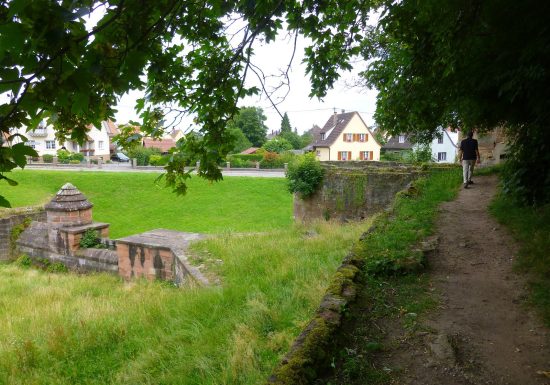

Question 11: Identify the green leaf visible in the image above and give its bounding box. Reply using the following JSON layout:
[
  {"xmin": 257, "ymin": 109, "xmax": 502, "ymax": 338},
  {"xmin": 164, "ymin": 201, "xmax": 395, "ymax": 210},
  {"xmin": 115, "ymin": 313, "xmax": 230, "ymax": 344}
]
[
  {"xmin": 11, "ymin": 142, "xmax": 37, "ymax": 168},
  {"xmin": 0, "ymin": 174, "xmax": 18, "ymax": 186},
  {"xmin": 0, "ymin": 195, "xmax": 11, "ymax": 208}
]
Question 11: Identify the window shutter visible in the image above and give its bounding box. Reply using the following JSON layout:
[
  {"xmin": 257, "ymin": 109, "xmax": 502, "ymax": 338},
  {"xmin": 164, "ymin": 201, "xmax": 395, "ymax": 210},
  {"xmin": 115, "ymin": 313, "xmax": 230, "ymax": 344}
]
[
  {"xmin": 353, "ymin": 134, "xmax": 358, "ymax": 142},
  {"xmin": 348, "ymin": 151, "xmax": 352, "ymax": 160},
  {"xmin": 359, "ymin": 152, "xmax": 364, "ymax": 160},
  {"xmin": 365, "ymin": 134, "xmax": 369, "ymax": 141},
  {"xmin": 338, "ymin": 151, "xmax": 342, "ymax": 160},
  {"xmin": 369, "ymin": 151, "xmax": 373, "ymax": 160}
]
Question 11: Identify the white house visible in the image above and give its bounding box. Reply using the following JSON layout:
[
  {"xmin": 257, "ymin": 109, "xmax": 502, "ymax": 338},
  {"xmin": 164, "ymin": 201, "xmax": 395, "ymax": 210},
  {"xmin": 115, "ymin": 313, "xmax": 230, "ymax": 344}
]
[
  {"xmin": 312, "ymin": 111, "xmax": 381, "ymax": 161},
  {"xmin": 18, "ymin": 121, "xmax": 115, "ymax": 159},
  {"xmin": 431, "ymin": 127, "xmax": 459, "ymax": 163}
]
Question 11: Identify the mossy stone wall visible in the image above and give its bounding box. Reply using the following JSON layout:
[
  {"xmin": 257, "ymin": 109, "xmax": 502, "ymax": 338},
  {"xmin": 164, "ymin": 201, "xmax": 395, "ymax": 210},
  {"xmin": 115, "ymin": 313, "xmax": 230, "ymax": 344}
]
[{"xmin": 294, "ymin": 162, "xmax": 422, "ymax": 222}]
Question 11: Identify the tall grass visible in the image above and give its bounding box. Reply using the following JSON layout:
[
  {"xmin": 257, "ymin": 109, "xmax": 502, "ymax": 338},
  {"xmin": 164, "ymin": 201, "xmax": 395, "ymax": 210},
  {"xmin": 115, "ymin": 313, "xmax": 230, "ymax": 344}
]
[
  {"xmin": 0, "ymin": 221, "xmax": 368, "ymax": 384},
  {"xmin": 489, "ymin": 193, "xmax": 550, "ymax": 326},
  {"xmin": 2, "ymin": 170, "xmax": 292, "ymax": 238}
]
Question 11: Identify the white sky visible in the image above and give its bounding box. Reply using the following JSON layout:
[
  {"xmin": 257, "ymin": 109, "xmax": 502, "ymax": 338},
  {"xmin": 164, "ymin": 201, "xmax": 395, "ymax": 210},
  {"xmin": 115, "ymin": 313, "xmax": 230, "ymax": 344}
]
[{"xmin": 114, "ymin": 34, "xmax": 378, "ymax": 135}]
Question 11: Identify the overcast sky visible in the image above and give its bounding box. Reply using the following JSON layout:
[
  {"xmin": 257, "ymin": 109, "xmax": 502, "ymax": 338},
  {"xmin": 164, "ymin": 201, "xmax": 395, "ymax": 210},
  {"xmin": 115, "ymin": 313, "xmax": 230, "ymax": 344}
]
[{"xmin": 114, "ymin": 33, "xmax": 379, "ymax": 135}]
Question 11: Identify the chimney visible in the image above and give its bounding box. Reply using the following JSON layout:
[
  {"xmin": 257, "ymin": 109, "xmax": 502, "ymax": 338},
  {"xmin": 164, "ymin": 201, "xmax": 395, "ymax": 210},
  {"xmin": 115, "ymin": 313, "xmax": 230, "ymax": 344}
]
[
  {"xmin": 341, "ymin": 109, "xmax": 345, "ymax": 114},
  {"xmin": 333, "ymin": 111, "xmax": 337, "ymax": 126}
]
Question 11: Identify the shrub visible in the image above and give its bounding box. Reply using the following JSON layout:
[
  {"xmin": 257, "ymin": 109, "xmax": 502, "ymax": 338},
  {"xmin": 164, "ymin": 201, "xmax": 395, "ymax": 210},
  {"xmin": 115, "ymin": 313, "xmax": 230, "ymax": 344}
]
[
  {"xmin": 15, "ymin": 254, "xmax": 32, "ymax": 268},
  {"xmin": 42, "ymin": 154, "xmax": 53, "ymax": 163},
  {"xmin": 57, "ymin": 149, "xmax": 71, "ymax": 164},
  {"xmin": 228, "ymin": 153, "xmax": 263, "ymax": 162},
  {"xmin": 79, "ymin": 229, "xmax": 101, "ymax": 248},
  {"xmin": 260, "ymin": 151, "xmax": 284, "ymax": 169},
  {"xmin": 126, "ymin": 146, "xmax": 161, "ymax": 166},
  {"xmin": 228, "ymin": 157, "xmax": 256, "ymax": 168},
  {"xmin": 71, "ymin": 152, "xmax": 84, "ymax": 162},
  {"xmin": 149, "ymin": 154, "xmax": 169, "ymax": 166},
  {"xmin": 262, "ymin": 137, "xmax": 293, "ymax": 153},
  {"xmin": 69, "ymin": 159, "xmax": 81, "ymax": 164},
  {"xmin": 286, "ymin": 153, "xmax": 325, "ymax": 198}
]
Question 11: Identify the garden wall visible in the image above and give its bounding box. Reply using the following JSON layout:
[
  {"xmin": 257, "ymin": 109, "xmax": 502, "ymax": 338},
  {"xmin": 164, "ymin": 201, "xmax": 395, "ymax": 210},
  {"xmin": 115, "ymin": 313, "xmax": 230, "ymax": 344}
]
[
  {"xmin": 294, "ymin": 162, "xmax": 423, "ymax": 222},
  {"xmin": 0, "ymin": 209, "xmax": 46, "ymax": 261}
]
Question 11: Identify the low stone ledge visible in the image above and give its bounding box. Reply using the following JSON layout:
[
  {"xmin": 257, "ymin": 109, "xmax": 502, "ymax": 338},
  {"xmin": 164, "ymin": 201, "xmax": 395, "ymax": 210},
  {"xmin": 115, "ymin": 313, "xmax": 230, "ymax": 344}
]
[{"xmin": 267, "ymin": 254, "xmax": 363, "ymax": 384}]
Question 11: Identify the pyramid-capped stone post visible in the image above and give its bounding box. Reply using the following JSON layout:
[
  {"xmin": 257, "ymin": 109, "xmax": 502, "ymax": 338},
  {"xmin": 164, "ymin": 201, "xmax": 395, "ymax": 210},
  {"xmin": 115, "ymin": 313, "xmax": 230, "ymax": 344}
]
[{"xmin": 44, "ymin": 183, "xmax": 94, "ymax": 226}]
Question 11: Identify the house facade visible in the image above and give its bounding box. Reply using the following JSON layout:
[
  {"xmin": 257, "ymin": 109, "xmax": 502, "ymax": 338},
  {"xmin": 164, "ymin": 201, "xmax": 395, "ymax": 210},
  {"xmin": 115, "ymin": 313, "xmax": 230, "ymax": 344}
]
[
  {"xmin": 431, "ymin": 127, "xmax": 459, "ymax": 163},
  {"xmin": 312, "ymin": 111, "xmax": 381, "ymax": 161},
  {"xmin": 16, "ymin": 121, "xmax": 114, "ymax": 158}
]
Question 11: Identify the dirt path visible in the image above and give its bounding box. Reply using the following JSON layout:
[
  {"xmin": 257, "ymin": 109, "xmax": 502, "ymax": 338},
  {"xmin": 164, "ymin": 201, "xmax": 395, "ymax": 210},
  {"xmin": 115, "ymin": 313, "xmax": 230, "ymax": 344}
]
[{"xmin": 381, "ymin": 175, "xmax": 550, "ymax": 384}]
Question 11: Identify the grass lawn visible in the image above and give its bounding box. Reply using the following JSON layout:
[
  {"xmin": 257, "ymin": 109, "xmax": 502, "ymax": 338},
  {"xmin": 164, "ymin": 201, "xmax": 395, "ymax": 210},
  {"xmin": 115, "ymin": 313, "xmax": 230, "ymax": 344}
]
[
  {"xmin": 0, "ymin": 221, "xmax": 368, "ymax": 384},
  {"xmin": 0, "ymin": 169, "xmax": 371, "ymax": 384},
  {"xmin": 2, "ymin": 170, "xmax": 292, "ymax": 238}
]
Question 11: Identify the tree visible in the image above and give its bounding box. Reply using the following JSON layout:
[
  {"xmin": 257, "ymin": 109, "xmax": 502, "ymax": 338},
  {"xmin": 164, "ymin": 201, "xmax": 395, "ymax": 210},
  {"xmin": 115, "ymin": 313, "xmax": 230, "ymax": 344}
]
[
  {"xmin": 229, "ymin": 107, "xmax": 268, "ymax": 147},
  {"xmin": 227, "ymin": 127, "xmax": 252, "ymax": 154},
  {"xmin": 280, "ymin": 113, "xmax": 292, "ymax": 134},
  {"xmin": 262, "ymin": 137, "xmax": 293, "ymax": 153},
  {"xmin": 0, "ymin": 1, "xmax": 371, "ymax": 206},
  {"xmin": 361, "ymin": 0, "xmax": 550, "ymax": 204},
  {"xmin": 2, "ymin": 1, "xmax": 548, "ymax": 206}
]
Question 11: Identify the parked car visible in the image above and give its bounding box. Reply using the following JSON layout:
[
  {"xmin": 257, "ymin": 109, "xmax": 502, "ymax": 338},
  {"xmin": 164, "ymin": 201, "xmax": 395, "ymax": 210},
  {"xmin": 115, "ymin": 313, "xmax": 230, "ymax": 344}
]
[{"xmin": 110, "ymin": 152, "xmax": 130, "ymax": 162}]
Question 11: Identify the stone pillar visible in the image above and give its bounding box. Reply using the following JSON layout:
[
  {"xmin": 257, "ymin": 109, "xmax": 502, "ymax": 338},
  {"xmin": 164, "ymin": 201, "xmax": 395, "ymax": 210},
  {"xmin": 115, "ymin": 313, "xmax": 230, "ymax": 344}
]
[
  {"xmin": 132, "ymin": 158, "xmax": 137, "ymax": 168},
  {"xmin": 196, "ymin": 160, "xmax": 200, "ymax": 169},
  {"xmin": 256, "ymin": 161, "xmax": 260, "ymax": 169},
  {"xmin": 284, "ymin": 163, "xmax": 288, "ymax": 171},
  {"xmin": 226, "ymin": 161, "xmax": 230, "ymax": 169},
  {"xmin": 98, "ymin": 158, "xmax": 103, "ymax": 169},
  {"xmin": 53, "ymin": 156, "xmax": 58, "ymax": 166}
]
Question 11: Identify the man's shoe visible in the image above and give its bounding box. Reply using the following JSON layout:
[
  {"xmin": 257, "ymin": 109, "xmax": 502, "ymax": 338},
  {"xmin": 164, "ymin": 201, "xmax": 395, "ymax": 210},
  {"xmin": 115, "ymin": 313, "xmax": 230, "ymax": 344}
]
[
  {"xmin": 468, "ymin": 180, "xmax": 474, "ymax": 185},
  {"xmin": 464, "ymin": 183, "xmax": 469, "ymax": 189}
]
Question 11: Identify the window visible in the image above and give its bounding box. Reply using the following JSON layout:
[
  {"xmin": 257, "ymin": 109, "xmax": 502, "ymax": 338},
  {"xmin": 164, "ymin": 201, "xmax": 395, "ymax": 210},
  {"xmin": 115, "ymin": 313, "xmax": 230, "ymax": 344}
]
[
  {"xmin": 343, "ymin": 133, "xmax": 353, "ymax": 142},
  {"xmin": 338, "ymin": 151, "xmax": 351, "ymax": 161},
  {"xmin": 437, "ymin": 135, "xmax": 444, "ymax": 144},
  {"xmin": 398, "ymin": 135, "xmax": 405, "ymax": 143},
  {"xmin": 359, "ymin": 151, "xmax": 372, "ymax": 160},
  {"xmin": 438, "ymin": 152, "xmax": 447, "ymax": 161},
  {"xmin": 28, "ymin": 140, "xmax": 37, "ymax": 149},
  {"xmin": 359, "ymin": 133, "xmax": 366, "ymax": 142},
  {"xmin": 98, "ymin": 141, "xmax": 104, "ymax": 150},
  {"xmin": 320, "ymin": 133, "xmax": 325, "ymax": 140},
  {"xmin": 45, "ymin": 140, "xmax": 56, "ymax": 149}
]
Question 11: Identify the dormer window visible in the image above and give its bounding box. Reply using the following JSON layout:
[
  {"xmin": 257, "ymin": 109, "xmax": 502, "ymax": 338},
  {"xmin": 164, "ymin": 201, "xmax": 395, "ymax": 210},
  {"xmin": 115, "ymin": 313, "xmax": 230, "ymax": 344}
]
[
  {"xmin": 320, "ymin": 133, "xmax": 325, "ymax": 140},
  {"xmin": 398, "ymin": 135, "xmax": 405, "ymax": 143}
]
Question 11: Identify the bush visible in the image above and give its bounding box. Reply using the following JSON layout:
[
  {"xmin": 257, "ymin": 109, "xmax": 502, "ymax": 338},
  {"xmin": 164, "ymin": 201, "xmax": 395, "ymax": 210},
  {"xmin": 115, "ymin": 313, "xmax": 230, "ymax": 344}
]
[
  {"xmin": 262, "ymin": 137, "xmax": 293, "ymax": 153},
  {"xmin": 69, "ymin": 159, "xmax": 81, "ymax": 164},
  {"xmin": 260, "ymin": 151, "xmax": 284, "ymax": 169},
  {"xmin": 126, "ymin": 146, "xmax": 161, "ymax": 166},
  {"xmin": 71, "ymin": 152, "xmax": 84, "ymax": 162},
  {"xmin": 79, "ymin": 229, "xmax": 101, "ymax": 248},
  {"xmin": 42, "ymin": 154, "xmax": 53, "ymax": 163},
  {"xmin": 286, "ymin": 153, "xmax": 325, "ymax": 198},
  {"xmin": 149, "ymin": 154, "xmax": 170, "ymax": 166},
  {"xmin": 228, "ymin": 153, "xmax": 264, "ymax": 162},
  {"xmin": 228, "ymin": 157, "xmax": 256, "ymax": 168},
  {"xmin": 57, "ymin": 149, "xmax": 71, "ymax": 163},
  {"xmin": 15, "ymin": 254, "xmax": 32, "ymax": 268}
]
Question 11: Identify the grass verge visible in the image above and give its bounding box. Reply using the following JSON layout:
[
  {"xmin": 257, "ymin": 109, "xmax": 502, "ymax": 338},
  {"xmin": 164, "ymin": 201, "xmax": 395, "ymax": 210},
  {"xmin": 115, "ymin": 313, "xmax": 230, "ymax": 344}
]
[
  {"xmin": 2, "ymin": 170, "xmax": 292, "ymax": 238},
  {"xmin": 317, "ymin": 167, "xmax": 462, "ymax": 384},
  {"xmin": 0, "ymin": 220, "xmax": 369, "ymax": 385},
  {"xmin": 489, "ymin": 192, "xmax": 550, "ymax": 327}
]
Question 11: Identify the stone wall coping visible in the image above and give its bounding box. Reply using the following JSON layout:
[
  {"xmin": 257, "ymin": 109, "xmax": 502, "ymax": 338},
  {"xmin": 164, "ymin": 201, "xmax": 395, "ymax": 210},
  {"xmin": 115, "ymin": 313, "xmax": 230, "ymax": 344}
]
[
  {"xmin": 116, "ymin": 229, "xmax": 205, "ymax": 250},
  {"xmin": 58, "ymin": 222, "xmax": 109, "ymax": 234},
  {"xmin": 117, "ymin": 229, "xmax": 210, "ymax": 285}
]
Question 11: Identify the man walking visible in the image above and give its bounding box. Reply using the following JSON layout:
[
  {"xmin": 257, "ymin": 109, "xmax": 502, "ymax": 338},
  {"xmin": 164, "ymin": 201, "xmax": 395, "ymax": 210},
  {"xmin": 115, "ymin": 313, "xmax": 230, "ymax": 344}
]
[{"xmin": 459, "ymin": 131, "xmax": 480, "ymax": 189}]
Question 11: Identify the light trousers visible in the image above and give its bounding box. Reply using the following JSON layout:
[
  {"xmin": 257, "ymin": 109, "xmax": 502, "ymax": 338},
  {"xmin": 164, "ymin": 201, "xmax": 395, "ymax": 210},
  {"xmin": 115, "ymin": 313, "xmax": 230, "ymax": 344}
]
[{"xmin": 462, "ymin": 159, "xmax": 475, "ymax": 183}]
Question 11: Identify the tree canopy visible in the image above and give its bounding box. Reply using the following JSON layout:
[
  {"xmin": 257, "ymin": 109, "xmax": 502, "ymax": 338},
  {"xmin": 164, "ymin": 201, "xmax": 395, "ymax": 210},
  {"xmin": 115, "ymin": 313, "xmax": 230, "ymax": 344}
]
[
  {"xmin": 1, "ymin": 0, "xmax": 549, "ymax": 205},
  {"xmin": 280, "ymin": 112, "xmax": 292, "ymax": 134},
  {"xmin": 228, "ymin": 107, "xmax": 268, "ymax": 148}
]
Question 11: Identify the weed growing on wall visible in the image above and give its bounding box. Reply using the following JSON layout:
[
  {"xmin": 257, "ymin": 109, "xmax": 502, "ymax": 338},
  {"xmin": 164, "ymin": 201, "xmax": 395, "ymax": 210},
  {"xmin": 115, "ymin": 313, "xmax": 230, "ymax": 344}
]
[
  {"xmin": 286, "ymin": 154, "xmax": 324, "ymax": 198},
  {"xmin": 79, "ymin": 229, "xmax": 101, "ymax": 248}
]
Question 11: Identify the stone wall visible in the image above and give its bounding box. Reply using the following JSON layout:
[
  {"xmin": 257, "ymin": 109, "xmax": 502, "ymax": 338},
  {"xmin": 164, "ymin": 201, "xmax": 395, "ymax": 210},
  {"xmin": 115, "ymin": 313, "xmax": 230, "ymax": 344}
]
[
  {"xmin": 117, "ymin": 229, "xmax": 209, "ymax": 286},
  {"xmin": 294, "ymin": 162, "xmax": 423, "ymax": 222},
  {"xmin": 0, "ymin": 209, "xmax": 46, "ymax": 261}
]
